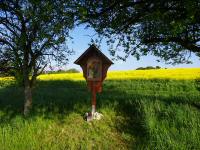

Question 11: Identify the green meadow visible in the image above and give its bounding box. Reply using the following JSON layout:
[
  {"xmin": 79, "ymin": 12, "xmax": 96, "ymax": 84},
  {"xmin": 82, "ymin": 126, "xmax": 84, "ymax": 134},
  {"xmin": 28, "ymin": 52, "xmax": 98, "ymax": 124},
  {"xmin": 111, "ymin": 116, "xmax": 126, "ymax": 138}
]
[{"xmin": 0, "ymin": 77, "xmax": 200, "ymax": 149}]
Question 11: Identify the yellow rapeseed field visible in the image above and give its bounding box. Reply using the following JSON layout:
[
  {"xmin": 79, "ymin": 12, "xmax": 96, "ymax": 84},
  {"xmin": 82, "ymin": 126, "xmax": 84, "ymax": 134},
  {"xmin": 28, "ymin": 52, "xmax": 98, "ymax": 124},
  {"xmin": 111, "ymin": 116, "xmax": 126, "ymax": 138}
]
[
  {"xmin": 0, "ymin": 77, "xmax": 14, "ymax": 82},
  {"xmin": 38, "ymin": 68, "xmax": 200, "ymax": 81},
  {"xmin": 0, "ymin": 68, "xmax": 199, "ymax": 82}
]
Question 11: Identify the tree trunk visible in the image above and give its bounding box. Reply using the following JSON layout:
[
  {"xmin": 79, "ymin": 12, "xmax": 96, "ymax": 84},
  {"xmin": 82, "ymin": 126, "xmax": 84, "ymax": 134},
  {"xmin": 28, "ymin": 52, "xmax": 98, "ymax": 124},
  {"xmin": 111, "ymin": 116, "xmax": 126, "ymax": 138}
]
[{"xmin": 24, "ymin": 84, "xmax": 32, "ymax": 116}]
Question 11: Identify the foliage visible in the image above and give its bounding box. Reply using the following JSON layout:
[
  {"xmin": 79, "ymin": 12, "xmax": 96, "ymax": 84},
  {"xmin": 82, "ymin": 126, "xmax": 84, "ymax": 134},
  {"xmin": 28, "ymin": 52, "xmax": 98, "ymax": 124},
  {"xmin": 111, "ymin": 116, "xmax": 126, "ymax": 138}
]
[
  {"xmin": 0, "ymin": 0, "xmax": 76, "ymax": 114},
  {"xmin": 78, "ymin": 0, "xmax": 200, "ymax": 64},
  {"xmin": 136, "ymin": 66, "xmax": 161, "ymax": 70},
  {"xmin": 65, "ymin": 68, "xmax": 80, "ymax": 73},
  {"xmin": 0, "ymin": 0, "xmax": 75, "ymax": 83},
  {"xmin": 0, "ymin": 70, "xmax": 200, "ymax": 149},
  {"xmin": 0, "ymin": 51, "xmax": 14, "ymax": 77},
  {"xmin": 44, "ymin": 68, "xmax": 80, "ymax": 74}
]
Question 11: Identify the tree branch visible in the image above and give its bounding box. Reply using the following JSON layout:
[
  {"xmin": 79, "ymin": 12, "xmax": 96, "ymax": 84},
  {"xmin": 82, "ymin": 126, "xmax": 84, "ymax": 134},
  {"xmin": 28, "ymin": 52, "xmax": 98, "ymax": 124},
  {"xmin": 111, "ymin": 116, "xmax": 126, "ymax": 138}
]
[
  {"xmin": 144, "ymin": 37, "xmax": 200, "ymax": 53},
  {"xmin": 0, "ymin": 38, "xmax": 15, "ymax": 49}
]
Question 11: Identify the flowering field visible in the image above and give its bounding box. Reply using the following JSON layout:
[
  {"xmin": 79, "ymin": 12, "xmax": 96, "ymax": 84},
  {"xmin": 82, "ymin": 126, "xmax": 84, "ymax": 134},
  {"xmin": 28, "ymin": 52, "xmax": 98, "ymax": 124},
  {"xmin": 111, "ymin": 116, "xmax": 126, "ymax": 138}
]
[
  {"xmin": 0, "ymin": 68, "xmax": 199, "ymax": 82},
  {"xmin": 0, "ymin": 68, "xmax": 200, "ymax": 149},
  {"xmin": 38, "ymin": 68, "xmax": 200, "ymax": 81}
]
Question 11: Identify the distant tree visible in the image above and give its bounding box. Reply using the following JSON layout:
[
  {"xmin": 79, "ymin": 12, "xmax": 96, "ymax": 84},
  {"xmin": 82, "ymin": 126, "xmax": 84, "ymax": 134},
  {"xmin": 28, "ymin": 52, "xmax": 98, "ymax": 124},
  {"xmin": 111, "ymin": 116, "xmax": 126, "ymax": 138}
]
[
  {"xmin": 0, "ymin": 0, "xmax": 75, "ymax": 115},
  {"xmin": 78, "ymin": 0, "xmax": 200, "ymax": 64},
  {"xmin": 146, "ymin": 66, "xmax": 155, "ymax": 70},
  {"xmin": 55, "ymin": 68, "xmax": 80, "ymax": 73},
  {"xmin": 43, "ymin": 68, "xmax": 80, "ymax": 74},
  {"xmin": 156, "ymin": 66, "xmax": 161, "ymax": 69},
  {"xmin": 136, "ymin": 67, "xmax": 144, "ymax": 70},
  {"xmin": 54, "ymin": 69, "xmax": 66, "ymax": 73},
  {"xmin": 136, "ymin": 66, "xmax": 161, "ymax": 70},
  {"xmin": 66, "ymin": 68, "xmax": 80, "ymax": 73}
]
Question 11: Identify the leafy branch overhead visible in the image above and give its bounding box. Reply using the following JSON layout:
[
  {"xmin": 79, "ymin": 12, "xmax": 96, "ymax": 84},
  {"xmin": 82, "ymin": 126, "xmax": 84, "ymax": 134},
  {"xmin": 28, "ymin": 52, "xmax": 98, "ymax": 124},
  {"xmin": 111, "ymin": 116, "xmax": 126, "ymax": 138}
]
[
  {"xmin": 0, "ymin": 0, "xmax": 75, "ymax": 78},
  {"xmin": 78, "ymin": 0, "xmax": 200, "ymax": 64},
  {"xmin": 0, "ymin": 0, "xmax": 76, "ymax": 115}
]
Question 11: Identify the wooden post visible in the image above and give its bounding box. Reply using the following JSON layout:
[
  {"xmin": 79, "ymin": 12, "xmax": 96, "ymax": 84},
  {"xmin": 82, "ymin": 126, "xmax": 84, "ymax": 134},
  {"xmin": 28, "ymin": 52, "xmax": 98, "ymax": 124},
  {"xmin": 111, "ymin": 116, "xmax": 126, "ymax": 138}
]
[{"xmin": 91, "ymin": 82, "xmax": 96, "ymax": 116}]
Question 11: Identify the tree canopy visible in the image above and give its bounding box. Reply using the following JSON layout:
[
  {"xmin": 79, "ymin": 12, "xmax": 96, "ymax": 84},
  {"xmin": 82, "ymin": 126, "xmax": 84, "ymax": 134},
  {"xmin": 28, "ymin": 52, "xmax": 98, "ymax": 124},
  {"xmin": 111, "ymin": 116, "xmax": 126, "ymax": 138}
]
[
  {"xmin": 78, "ymin": 0, "xmax": 200, "ymax": 64},
  {"xmin": 0, "ymin": 0, "xmax": 76, "ymax": 115}
]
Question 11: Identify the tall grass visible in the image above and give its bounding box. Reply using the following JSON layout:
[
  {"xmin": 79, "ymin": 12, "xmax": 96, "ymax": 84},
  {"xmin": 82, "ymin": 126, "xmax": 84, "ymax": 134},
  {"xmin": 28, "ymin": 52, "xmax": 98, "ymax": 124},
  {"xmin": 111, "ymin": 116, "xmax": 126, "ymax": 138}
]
[{"xmin": 0, "ymin": 69, "xmax": 199, "ymax": 149}]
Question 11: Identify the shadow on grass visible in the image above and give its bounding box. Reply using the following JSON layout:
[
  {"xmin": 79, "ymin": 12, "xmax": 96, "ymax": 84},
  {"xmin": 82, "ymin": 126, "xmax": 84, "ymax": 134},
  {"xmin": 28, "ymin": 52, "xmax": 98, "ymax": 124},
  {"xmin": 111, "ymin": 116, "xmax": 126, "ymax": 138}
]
[
  {"xmin": 0, "ymin": 80, "xmax": 92, "ymax": 121},
  {"xmin": 0, "ymin": 79, "xmax": 147, "ymax": 148},
  {"xmin": 195, "ymin": 78, "xmax": 200, "ymax": 91},
  {"xmin": 0, "ymin": 85, "xmax": 24, "ymax": 120},
  {"xmin": 32, "ymin": 80, "xmax": 90, "ymax": 118},
  {"xmin": 0, "ymin": 79, "xmax": 199, "ymax": 148}
]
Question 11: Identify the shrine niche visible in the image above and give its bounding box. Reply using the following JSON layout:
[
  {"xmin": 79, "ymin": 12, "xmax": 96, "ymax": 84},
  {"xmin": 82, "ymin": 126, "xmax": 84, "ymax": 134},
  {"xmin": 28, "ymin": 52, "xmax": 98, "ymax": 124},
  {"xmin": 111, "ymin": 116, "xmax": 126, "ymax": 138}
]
[
  {"xmin": 87, "ymin": 57, "xmax": 102, "ymax": 81},
  {"xmin": 74, "ymin": 44, "xmax": 113, "ymax": 121}
]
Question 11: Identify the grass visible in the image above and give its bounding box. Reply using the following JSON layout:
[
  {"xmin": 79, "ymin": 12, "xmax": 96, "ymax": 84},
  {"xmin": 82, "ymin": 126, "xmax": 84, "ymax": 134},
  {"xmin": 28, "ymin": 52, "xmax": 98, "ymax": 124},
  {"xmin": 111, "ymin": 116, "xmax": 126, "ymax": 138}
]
[{"xmin": 0, "ymin": 69, "xmax": 200, "ymax": 149}]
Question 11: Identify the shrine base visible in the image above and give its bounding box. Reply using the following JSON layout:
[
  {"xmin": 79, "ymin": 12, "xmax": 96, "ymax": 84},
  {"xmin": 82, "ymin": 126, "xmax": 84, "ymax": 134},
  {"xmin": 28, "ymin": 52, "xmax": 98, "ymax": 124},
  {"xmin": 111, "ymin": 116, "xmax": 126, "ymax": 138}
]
[{"xmin": 85, "ymin": 112, "xmax": 103, "ymax": 121}]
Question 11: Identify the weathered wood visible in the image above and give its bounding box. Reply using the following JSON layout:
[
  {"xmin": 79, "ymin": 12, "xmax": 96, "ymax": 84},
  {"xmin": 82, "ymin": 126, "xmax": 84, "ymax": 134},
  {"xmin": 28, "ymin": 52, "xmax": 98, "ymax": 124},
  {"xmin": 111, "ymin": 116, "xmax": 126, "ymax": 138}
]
[{"xmin": 92, "ymin": 82, "xmax": 96, "ymax": 114}]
